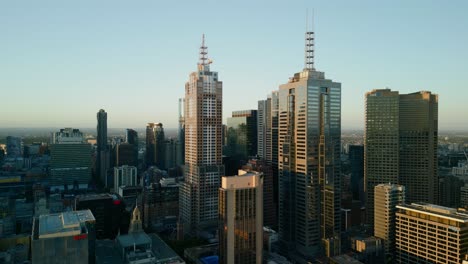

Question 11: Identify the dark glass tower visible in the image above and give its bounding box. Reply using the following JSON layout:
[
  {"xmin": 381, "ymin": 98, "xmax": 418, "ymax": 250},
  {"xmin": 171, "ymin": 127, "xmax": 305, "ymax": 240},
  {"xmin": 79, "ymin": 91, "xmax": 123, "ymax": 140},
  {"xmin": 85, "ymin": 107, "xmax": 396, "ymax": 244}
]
[
  {"xmin": 97, "ymin": 109, "xmax": 109, "ymax": 184},
  {"xmin": 145, "ymin": 123, "xmax": 165, "ymax": 169},
  {"xmin": 349, "ymin": 145, "xmax": 364, "ymax": 205},
  {"xmin": 226, "ymin": 110, "xmax": 257, "ymax": 175}
]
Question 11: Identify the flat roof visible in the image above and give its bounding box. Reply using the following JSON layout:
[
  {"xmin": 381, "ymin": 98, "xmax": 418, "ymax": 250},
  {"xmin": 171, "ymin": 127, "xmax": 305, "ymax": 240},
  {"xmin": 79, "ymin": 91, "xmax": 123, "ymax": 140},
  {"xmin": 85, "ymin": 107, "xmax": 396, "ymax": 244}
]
[
  {"xmin": 117, "ymin": 232, "xmax": 152, "ymax": 248},
  {"xmin": 149, "ymin": 233, "xmax": 185, "ymax": 263},
  {"xmin": 221, "ymin": 170, "xmax": 262, "ymax": 189},
  {"xmin": 38, "ymin": 210, "xmax": 95, "ymax": 239},
  {"xmin": 397, "ymin": 203, "xmax": 468, "ymax": 223}
]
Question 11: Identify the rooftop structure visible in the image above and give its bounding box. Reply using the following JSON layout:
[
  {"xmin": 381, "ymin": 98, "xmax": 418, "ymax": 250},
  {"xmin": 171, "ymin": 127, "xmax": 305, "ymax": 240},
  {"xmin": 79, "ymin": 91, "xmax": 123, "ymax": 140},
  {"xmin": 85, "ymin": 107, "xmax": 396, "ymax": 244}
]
[{"xmin": 31, "ymin": 210, "xmax": 96, "ymax": 264}]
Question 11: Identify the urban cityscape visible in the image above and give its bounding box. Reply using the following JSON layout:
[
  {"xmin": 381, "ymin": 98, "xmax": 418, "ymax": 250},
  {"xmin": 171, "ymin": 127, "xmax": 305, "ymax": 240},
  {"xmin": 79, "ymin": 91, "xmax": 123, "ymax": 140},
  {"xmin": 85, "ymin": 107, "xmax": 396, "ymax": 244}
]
[{"xmin": 1, "ymin": 2, "xmax": 468, "ymax": 264}]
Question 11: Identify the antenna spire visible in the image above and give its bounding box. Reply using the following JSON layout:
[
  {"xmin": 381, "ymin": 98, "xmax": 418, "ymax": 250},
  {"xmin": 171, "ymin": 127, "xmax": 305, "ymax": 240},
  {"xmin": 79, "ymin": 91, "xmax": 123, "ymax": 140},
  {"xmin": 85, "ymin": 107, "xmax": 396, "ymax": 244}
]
[
  {"xmin": 199, "ymin": 34, "xmax": 209, "ymax": 66},
  {"xmin": 304, "ymin": 9, "xmax": 315, "ymax": 70}
]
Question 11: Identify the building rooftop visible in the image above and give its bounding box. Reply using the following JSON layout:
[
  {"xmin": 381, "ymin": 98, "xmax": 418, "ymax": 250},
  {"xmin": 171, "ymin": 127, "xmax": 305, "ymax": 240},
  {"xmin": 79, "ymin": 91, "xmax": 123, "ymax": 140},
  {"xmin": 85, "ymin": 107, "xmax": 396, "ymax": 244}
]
[
  {"xmin": 221, "ymin": 170, "xmax": 262, "ymax": 189},
  {"xmin": 397, "ymin": 203, "xmax": 468, "ymax": 222},
  {"xmin": 37, "ymin": 210, "xmax": 95, "ymax": 239},
  {"xmin": 75, "ymin": 193, "xmax": 118, "ymax": 202},
  {"xmin": 150, "ymin": 233, "xmax": 185, "ymax": 264},
  {"xmin": 117, "ymin": 232, "xmax": 152, "ymax": 248}
]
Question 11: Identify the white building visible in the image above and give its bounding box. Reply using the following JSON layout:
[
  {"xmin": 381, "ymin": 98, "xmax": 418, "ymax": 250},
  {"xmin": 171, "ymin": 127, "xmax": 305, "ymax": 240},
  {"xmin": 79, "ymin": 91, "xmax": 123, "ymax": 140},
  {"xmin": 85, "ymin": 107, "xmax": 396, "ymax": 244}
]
[{"xmin": 113, "ymin": 165, "xmax": 137, "ymax": 189}]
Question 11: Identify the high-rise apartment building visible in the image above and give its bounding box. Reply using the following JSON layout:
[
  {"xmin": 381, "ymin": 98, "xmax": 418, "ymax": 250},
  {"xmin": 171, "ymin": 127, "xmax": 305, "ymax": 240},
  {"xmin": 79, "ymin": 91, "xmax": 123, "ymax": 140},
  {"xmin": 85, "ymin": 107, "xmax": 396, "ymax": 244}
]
[
  {"xmin": 146, "ymin": 123, "xmax": 165, "ymax": 168},
  {"xmin": 179, "ymin": 35, "xmax": 224, "ymax": 236},
  {"xmin": 49, "ymin": 128, "xmax": 92, "ymax": 186},
  {"xmin": 374, "ymin": 183, "xmax": 405, "ymax": 262},
  {"xmin": 365, "ymin": 89, "xmax": 438, "ymax": 227},
  {"xmin": 278, "ymin": 28, "xmax": 342, "ymax": 261},
  {"xmin": 97, "ymin": 109, "xmax": 109, "ymax": 184},
  {"xmin": 219, "ymin": 171, "xmax": 263, "ymax": 264},
  {"xmin": 396, "ymin": 203, "xmax": 468, "ymax": 264}
]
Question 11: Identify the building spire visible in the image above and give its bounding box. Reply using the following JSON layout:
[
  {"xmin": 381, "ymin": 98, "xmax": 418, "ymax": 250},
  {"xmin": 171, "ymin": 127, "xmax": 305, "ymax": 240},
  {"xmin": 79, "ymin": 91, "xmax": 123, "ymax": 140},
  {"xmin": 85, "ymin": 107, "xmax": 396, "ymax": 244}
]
[
  {"xmin": 199, "ymin": 34, "xmax": 209, "ymax": 66},
  {"xmin": 304, "ymin": 9, "xmax": 315, "ymax": 71}
]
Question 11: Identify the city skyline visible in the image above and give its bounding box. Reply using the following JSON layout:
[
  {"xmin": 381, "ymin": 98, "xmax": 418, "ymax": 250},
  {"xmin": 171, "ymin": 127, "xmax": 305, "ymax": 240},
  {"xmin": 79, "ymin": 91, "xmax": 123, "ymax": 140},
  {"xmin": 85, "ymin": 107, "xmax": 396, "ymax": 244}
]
[{"xmin": 1, "ymin": 1, "xmax": 468, "ymax": 131}]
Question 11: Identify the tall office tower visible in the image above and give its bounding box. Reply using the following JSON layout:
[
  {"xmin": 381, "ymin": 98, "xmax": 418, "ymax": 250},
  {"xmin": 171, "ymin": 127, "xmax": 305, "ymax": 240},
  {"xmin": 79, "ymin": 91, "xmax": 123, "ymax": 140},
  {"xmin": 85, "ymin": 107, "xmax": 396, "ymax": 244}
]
[
  {"xmin": 146, "ymin": 123, "xmax": 165, "ymax": 168},
  {"xmin": 126, "ymin": 129, "xmax": 138, "ymax": 145},
  {"xmin": 365, "ymin": 89, "xmax": 438, "ymax": 227},
  {"xmin": 257, "ymin": 100, "xmax": 269, "ymax": 159},
  {"xmin": 398, "ymin": 92, "xmax": 438, "ymax": 205},
  {"xmin": 115, "ymin": 143, "xmax": 138, "ymax": 167},
  {"xmin": 49, "ymin": 128, "xmax": 92, "ymax": 186},
  {"xmin": 349, "ymin": 145, "xmax": 364, "ymax": 205},
  {"xmin": 31, "ymin": 210, "xmax": 96, "ymax": 264},
  {"xmin": 97, "ymin": 109, "xmax": 109, "ymax": 184},
  {"xmin": 125, "ymin": 128, "xmax": 139, "ymax": 166},
  {"xmin": 278, "ymin": 28, "xmax": 342, "ymax": 261},
  {"xmin": 226, "ymin": 110, "xmax": 258, "ymax": 169},
  {"xmin": 374, "ymin": 183, "xmax": 405, "ymax": 262},
  {"xmin": 163, "ymin": 138, "xmax": 178, "ymax": 169},
  {"xmin": 395, "ymin": 203, "xmax": 468, "ymax": 264},
  {"xmin": 257, "ymin": 91, "xmax": 279, "ymax": 224},
  {"xmin": 178, "ymin": 98, "xmax": 185, "ymax": 166},
  {"xmin": 180, "ymin": 35, "xmax": 224, "ymax": 236},
  {"xmin": 365, "ymin": 89, "xmax": 400, "ymax": 228},
  {"xmin": 461, "ymin": 184, "xmax": 468, "ymax": 208},
  {"xmin": 6, "ymin": 136, "xmax": 22, "ymax": 158},
  {"xmin": 219, "ymin": 171, "xmax": 263, "ymax": 264},
  {"xmin": 270, "ymin": 91, "xmax": 280, "ymax": 220},
  {"xmin": 242, "ymin": 159, "xmax": 277, "ymax": 229}
]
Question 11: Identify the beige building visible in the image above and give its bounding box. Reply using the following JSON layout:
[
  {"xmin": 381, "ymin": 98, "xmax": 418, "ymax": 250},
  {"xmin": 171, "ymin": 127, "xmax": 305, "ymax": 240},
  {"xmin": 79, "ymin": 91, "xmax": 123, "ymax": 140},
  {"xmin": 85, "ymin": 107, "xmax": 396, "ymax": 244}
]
[
  {"xmin": 365, "ymin": 89, "xmax": 438, "ymax": 228},
  {"xmin": 374, "ymin": 183, "xmax": 405, "ymax": 262},
  {"xmin": 396, "ymin": 203, "xmax": 468, "ymax": 263},
  {"xmin": 219, "ymin": 170, "xmax": 263, "ymax": 264},
  {"xmin": 179, "ymin": 35, "xmax": 224, "ymax": 236}
]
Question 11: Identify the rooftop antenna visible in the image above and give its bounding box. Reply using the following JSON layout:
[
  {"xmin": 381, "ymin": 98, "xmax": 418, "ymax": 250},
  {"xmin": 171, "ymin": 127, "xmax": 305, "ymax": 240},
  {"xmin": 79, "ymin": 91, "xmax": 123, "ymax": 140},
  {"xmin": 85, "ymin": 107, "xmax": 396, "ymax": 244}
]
[
  {"xmin": 198, "ymin": 34, "xmax": 209, "ymax": 67},
  {"xmin": 304, "ymin": 9, "xmax": 315, "ymax": 71}
]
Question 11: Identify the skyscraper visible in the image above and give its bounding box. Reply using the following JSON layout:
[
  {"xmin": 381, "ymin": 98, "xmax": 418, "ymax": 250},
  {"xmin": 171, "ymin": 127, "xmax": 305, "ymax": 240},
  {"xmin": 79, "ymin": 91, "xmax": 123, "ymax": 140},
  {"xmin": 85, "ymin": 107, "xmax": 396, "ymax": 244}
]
[
  {"xmin": 146, "ymin": 122, "xmax": 165, "ymax": 168},
  {"xmin": 257, "ymin": 100, "xmax": 268, "ymax": 159},
  {"xmin": 125, "ymin": 128, "xmax": 139, "ymax": 167},
  {"xmin": 97, "ymin": 109, "xmax": 109, "ymax": 184},
  {"xmin": 219, "ymin": 171, "xmax": 263, "ymax": 264},
  {"xmin": 278, "ymin": 27, "xmax": 342, "ymax": 261},
  {"xmin": 6, "ymin": 136, "xmax": 22, "ymax": 158},
  {"xmin": 349, "ymin": 145, "xmax": 364, "ymax": 205},
  {"xmin": 178, "ymin": 98, "xmax": 185, "ymax": 166},
  {"xmin": 179, "ymin": 35, "xmax": 224, "ymax": 236},
  {"xmin": 257, "ymin": 91, "xmax": 280, "ymax": 229},
  {"xmin": 374, "ymin": 183, "xmax": 405, "ymax": 262},
  {"xmin": 365, "ymin": 89, "xmax": 438, "ymax": 227},
  {"xmin": 226, "ymin": 109, "xmax": 258, "ymax": 175}
]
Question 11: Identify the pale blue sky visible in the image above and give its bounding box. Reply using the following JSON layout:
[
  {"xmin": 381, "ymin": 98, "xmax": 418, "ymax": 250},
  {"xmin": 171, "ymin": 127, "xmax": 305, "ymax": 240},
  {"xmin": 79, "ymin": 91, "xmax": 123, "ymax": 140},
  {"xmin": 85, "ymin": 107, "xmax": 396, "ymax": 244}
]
[{"xmin": 1, "ymin": 0, "xmax": 467, "ymax": 130}]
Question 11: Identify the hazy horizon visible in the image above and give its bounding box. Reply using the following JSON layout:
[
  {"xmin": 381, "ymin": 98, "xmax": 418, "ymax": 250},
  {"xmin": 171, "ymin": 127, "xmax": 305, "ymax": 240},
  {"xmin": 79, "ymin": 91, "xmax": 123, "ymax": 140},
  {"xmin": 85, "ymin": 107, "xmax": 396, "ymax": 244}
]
[{"xmin": 1, "ymin": 1, "xmax": 467, "ymax": 131}]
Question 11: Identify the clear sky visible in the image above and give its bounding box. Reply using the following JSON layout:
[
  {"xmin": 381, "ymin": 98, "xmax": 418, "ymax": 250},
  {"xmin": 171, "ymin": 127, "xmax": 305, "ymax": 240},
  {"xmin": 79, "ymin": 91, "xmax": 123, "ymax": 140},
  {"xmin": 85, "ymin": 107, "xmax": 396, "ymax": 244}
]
[{"xmin": 1, "ymin": 0, "xmax": 467, "ymax": 131}]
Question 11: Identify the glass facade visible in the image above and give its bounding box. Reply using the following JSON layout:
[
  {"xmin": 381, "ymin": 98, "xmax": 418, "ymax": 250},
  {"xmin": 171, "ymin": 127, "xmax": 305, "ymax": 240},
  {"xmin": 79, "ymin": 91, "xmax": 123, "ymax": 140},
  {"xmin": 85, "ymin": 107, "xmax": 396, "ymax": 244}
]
[{"xmin": 278, "ymin": 70, "xmax": 341, "ymax": 261}]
